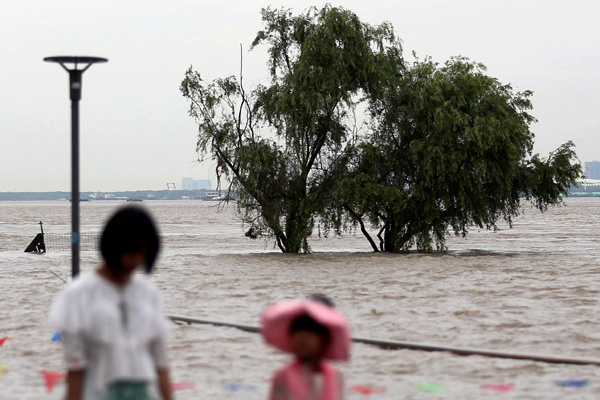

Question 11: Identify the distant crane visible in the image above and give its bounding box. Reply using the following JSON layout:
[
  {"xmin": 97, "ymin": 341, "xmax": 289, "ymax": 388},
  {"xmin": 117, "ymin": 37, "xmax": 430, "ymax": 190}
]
[{"xmin": 167, "ymin": 183, "xmax": 177, "ymax": 191}]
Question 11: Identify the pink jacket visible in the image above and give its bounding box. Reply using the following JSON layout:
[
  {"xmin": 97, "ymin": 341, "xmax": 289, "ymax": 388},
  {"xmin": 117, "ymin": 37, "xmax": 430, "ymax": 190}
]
[{"xmin": 269, "ymin": 361, "xmax": 344, "ymax": 400}]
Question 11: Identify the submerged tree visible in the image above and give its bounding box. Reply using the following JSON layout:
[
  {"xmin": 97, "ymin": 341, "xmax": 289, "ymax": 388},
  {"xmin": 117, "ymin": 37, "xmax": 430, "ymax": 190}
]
[
  {"xmin": 324, "ymin": 57, "xmax": 582, "ymax": 252},
  {"xmin": 181, "ymin": 5, "xmax": 402, "ymax": 252},
  {"xmin": 182, "ymin": 6, "xmax": 581, "ymax": 254}
]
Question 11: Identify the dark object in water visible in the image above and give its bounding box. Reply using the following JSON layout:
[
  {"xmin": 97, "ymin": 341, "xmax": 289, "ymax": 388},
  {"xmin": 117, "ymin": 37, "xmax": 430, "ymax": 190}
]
[
  {"xmin": 25, "ymin": 233, "xmax": 46, "ymax": 253},
  {"xmin": 126, "ymin": 198, "xmax": 143, "ymax": 202},
  {"xmin": 308, "ymin": 293, "xmax": 335, "ymax": 308},
  {"xmin": 24, "ymin": 221, "xmax": 46, "ymax": 253}
]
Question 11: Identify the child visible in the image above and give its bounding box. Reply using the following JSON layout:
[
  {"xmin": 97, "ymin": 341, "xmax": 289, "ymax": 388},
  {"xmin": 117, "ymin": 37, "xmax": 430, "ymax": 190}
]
[
  {"xmin": 261, "ymin": 297, "xmax": 350, "ymax": 400},
  {"xmin": 49, "ymin": 206, "xmax": 173, "ymax": 400}
]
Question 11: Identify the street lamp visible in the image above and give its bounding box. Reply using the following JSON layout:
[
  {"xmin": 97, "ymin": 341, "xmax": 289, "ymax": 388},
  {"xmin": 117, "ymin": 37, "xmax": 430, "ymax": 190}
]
[{"xmin": 44, "ymin": 56, "xmax": 108, "ymax": 278}]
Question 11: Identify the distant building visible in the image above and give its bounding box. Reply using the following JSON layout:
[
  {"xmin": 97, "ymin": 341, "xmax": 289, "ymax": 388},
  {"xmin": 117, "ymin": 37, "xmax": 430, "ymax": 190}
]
[
  {"xmin": 181, "ymin": 178, "xmax": 212, "ymax": 190},
  {"xmin": 585, "ymin": 161, "xmax": 600, "ymax": 180}
]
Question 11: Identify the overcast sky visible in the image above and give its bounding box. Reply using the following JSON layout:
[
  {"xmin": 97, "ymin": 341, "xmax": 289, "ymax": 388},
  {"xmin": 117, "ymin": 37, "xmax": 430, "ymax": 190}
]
[{"xmin": 2, "ymin": 0, "xmax": 598, "ymax": 192}]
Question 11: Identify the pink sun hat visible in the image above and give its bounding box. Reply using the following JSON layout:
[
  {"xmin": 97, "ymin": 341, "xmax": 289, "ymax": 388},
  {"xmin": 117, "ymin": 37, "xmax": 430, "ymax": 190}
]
[{"xmin": 261, "ymin": 300, "xmax": 351, "ymax": 361}]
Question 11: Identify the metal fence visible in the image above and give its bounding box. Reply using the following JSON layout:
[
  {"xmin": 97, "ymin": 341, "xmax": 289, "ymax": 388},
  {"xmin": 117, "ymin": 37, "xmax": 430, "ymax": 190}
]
[{"xmin": 43, "ymin": 233, "xmax": 100, "ymax": 252}]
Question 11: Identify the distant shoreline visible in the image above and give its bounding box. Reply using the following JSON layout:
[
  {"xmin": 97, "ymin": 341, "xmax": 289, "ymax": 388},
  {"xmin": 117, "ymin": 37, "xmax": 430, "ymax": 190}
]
[
  {"xmin": 2, "ymin": 187, "xmax": 599, "ymax": 201},
  {"xmin": 0, "ymin": 189, "xmax": 213, "ymax": 201}
]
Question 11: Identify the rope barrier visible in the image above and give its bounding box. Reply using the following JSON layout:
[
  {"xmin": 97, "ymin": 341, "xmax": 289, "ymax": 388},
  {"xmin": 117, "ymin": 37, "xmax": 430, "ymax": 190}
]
[{"xmin": 167, "ymin": 314, "xmax": 600, "ymax": 366}]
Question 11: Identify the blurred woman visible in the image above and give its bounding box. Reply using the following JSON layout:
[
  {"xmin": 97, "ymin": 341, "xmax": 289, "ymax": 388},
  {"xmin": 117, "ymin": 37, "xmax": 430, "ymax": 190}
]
[{"xmin": 49, "ymin": 206, "xmax": 173, "ymax": 400}]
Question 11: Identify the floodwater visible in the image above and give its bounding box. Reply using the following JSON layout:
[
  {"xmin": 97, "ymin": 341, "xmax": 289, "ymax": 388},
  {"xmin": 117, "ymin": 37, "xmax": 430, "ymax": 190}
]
[{"xmin": 1, "ymin": 198, "xmax": 600, "ymax": 399}]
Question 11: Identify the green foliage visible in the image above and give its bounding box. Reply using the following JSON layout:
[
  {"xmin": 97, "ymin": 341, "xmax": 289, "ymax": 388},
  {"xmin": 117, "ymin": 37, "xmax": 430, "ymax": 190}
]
[
  {"xmin": 182, "ymin": 6, "xmax": 581, "ymax": 253},
  {"xmin": 181, "ymin": 5, "xmax": 402, "ymax": 252},
  {"xmin": 326, "ymin": 57, "xmax": 582, "ymax": 252}
]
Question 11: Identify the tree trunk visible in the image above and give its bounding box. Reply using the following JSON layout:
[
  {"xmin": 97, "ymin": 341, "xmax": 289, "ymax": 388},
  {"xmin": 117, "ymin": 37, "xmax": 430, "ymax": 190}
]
[
  {"xmin": 284, "ymin": 198, "xmax": 311, "ymax": 253},
  {"xmin": 382, "ymin": 216, "xmax": 414, "ymax": 253},
  {"xmin": 345, "ymin": 206, "xmax": 379, "ymax": 252}
]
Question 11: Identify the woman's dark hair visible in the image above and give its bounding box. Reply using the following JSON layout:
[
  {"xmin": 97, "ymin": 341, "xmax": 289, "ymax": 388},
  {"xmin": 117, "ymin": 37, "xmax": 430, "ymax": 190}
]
[
  {"xmin": 100, "ymin": 206, "xmax": 160, "ymax": 273},
  {"xmin": 290, "ymin": 314, "xmax": 330, "ymax": 340}
]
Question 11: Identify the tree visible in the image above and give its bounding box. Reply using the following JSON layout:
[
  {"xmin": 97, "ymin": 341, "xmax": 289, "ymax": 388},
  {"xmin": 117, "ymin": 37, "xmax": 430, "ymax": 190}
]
[
  {"xmin": 324, "ymin": 57, "xmax": 582, "ymax": 252},
  {"xmin": 182, "ymin": 7, "xmax": 581, "ymax": 254},
  {"xmin": 181, "ymin": 5, "xmax": 402, "ymax": 252}
]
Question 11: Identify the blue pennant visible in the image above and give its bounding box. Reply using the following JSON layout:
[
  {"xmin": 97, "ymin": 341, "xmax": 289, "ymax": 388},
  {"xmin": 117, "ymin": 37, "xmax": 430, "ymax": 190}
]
[
  {"xmin": 555, "ymin": 379, "xmax": 588, "ymax": 388},
  {"xmin": 223, "ymin": 384, "xmax": 257, "ymax": 392}
]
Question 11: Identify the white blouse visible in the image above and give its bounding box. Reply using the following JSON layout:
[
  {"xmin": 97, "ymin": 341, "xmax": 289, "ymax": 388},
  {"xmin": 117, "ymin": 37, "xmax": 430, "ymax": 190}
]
[{"xmin": 48, "ymin": 271, "xmax": 170, "ymax": 400}]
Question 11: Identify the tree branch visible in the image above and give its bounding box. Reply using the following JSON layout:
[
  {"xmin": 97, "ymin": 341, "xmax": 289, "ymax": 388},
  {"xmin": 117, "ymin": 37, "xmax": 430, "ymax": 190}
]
[
  {"xmin": 377, "ymin": 225, "xmax": 386, "ymax": 252},
  {"xmin": 345, "ymin": 206, "xmax": 379, "ymax": 252}
]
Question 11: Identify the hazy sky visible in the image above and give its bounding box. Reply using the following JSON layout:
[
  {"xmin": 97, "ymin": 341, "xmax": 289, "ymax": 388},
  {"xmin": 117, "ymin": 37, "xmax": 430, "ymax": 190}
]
[{"xmin": 2, "ymin": 0, "xmax": 599, "ymax": 192}]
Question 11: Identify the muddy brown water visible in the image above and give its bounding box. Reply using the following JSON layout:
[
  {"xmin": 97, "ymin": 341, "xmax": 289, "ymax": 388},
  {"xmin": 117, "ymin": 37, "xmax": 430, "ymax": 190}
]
[{"xmin": 1, "ymin": 199, "xmax": 600, "ymax": 399}]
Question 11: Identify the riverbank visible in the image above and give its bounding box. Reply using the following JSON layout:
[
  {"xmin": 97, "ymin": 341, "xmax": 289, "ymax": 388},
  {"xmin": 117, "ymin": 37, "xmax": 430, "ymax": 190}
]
[
  {"xmin": 0, "ymin": 189, "xmax": 210, "ymax": 201},
  {"xmin": 4, "ymin": 184, "xmax": 600, "ymax": 201}
]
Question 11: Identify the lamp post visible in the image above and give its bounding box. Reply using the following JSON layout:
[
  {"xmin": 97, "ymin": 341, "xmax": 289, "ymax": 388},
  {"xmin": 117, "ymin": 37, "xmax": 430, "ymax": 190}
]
[{"xmin": 44, "ymin": 56, "xmax": 108, "ymax": 278}]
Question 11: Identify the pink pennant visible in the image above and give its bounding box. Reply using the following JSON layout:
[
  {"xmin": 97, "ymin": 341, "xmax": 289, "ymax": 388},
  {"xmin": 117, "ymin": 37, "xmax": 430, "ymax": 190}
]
[
  {"xmin": 171, "ymin": 381, "xmax": 196, "ymax": 390},
  {"xmin": 480, "ymin": 383, "xmax": 515, "ymax": 393},
  {"xmin": 0, "ymin": 337, "xmax": 13, "ymax": 347},
  {"xmin": 350, "ymin": 385, "xmax": 387, "ymax": 395},
  {"xmin": 42, "ymin": 371, "xmax": 66, "ymax": 394}
]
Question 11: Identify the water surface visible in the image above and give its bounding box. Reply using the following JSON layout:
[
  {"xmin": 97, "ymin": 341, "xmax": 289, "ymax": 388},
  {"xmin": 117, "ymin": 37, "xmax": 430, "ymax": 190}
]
[{"xmin": 1, "ymin": 199, "xmax": 599, "ymax": 399}]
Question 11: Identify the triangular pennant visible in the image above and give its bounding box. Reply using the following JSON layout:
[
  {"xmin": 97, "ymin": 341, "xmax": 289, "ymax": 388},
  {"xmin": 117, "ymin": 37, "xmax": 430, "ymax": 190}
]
[
  {"xmin": 0, "ymin": 365, "xmax": 9, "ymax": 378},
  {"xmin": 416, "ymin": 383, "xmax": 448, "ymax": 393},
  {"xmin": 481, "ymin": 383, "xmax": 515, "ymax": 392},
  {"xmin": 171, "ymin": 381, "xmax": 196, "ymax": 390},
  {"xmin": 555, "ymin": 379, "xmax": 588, "ymax": 388},
  {"xmin": 350, "ymin": 385, "xmax": 387, "ymax": 395},
  {"xmin": 51, "ymin": 332, "xmax": 62, "ymax": 342},
  {"xmin": 223, "ymin": 384, "xmax": 257, "ymax": 392},
  {"xmin": 42, "ymin": 370, "xmax": 67, "ymax": 394},
  {"xmin": 0, "ymin": 337, "xmax": 13, "ymax": 347}
]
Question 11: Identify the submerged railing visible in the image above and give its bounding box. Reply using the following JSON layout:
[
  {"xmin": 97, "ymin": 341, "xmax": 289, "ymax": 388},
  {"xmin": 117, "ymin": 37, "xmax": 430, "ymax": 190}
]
[
  {"xmin": 43, "ymin": 233, "xmax": 100, "ymax": 252},
  {"xmin": 24, "ymin": 221, "xmax": 100, "ymax": 253},
  {"xmin": 167, "ymin": 314, "xmax": 600, "ymax": 367}
]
